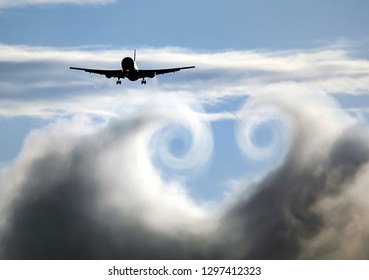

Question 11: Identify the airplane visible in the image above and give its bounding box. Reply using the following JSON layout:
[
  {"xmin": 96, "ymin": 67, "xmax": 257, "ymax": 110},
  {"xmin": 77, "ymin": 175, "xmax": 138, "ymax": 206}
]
[{"xmin": 70, "ymin": 50, "xmax": 195, "ymax": 85}]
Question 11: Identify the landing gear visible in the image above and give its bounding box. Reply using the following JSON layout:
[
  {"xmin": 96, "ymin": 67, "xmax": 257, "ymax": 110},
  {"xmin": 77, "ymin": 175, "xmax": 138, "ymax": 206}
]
[
  {"xmin": 116, "ymin": 80, "xmax": 122, "ymax": 85},
  {"xmin": 141, "ymin": 79, "xmax": 146, "ymax": 85}
]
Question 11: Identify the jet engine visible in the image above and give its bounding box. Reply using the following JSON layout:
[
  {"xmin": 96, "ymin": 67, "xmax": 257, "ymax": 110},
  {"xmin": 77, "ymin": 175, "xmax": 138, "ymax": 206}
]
[{"xmin": 148, "ymin": 72, "xmax": 155, "ymax": 78}]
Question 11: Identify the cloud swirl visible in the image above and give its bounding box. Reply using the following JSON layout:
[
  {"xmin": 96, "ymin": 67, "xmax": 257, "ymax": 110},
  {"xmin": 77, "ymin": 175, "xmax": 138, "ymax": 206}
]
[
  {"xmin": 1, "ymin": 89, "xmax": 369, "ymax": 259},
  {"xmin": 1, "ymin": 44, "xmax": 369, "ymax": 259}
]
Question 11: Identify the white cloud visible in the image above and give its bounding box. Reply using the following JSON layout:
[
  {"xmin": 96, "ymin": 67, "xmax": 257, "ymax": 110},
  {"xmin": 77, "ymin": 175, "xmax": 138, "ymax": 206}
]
[
  {"xmin": 2, "ymin": 81, "xmax": 369, "ymax": 258},
  {"xmin": 1, "ymin": 43, "xmax": 369, "ymax": 119},
  {"xmin": 0, "ymin": 0, "xmax": 115, "ymax": 9},
  {"xmin": 2, "ymin": 42, "xmax": 369, "ymax": 258},
  {"xmin": 0, "ymin": 99, "xmax": 220, "ymax": 258}
]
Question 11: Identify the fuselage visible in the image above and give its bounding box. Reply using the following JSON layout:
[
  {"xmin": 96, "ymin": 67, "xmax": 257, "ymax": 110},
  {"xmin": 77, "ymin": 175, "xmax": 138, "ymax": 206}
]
[{"xmin": 121, "ymin": 57, "xmax": 139, "ymax": 81}]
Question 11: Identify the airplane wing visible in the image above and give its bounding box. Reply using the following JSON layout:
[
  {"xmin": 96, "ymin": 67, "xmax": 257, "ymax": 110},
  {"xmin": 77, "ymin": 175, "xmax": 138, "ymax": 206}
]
[
  {"xmin": 138, "ymin": 66, "xmax": 195, "ymax": 78},
  {"xmin": 69, "ymin": 67, "xmax": 124, "ymax": 78}
]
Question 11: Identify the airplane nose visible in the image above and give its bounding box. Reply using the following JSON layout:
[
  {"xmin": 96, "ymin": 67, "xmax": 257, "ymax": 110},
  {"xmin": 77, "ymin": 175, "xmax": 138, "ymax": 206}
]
[{"xmin": 121, "ymin": 57, "xmax": 135, "ymax": 71}]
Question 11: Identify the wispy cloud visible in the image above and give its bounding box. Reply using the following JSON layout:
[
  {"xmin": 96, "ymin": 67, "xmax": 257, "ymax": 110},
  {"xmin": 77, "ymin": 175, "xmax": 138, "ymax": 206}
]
[
  {"xmin": 1, "ymin": 43, "xmax": 369, "ymax": 119},
  {"xmin": 0, "ymin": 0, "xmax": 115, "ymax": 9}
]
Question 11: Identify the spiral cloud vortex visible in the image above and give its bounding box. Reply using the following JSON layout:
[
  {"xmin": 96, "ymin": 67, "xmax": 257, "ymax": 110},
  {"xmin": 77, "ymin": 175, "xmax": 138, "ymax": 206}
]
[{"xmin": 1, "ymin": 88, "xmax": 369, "ymax": 259}]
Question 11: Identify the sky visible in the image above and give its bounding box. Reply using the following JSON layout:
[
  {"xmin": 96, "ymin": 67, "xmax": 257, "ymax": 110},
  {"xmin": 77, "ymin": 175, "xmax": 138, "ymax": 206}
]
[{"xmin": 1, "ymin": 0, "xmax": 369, "ymax": 259}]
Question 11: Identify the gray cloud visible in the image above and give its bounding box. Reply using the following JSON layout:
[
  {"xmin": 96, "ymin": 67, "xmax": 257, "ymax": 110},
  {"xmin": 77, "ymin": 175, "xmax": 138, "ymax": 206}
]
[
  {"xmin": 222, "ymin": 127, "xmax": 369, "ymax": 259},
  {"xmin": 222, "ymin": 93, "xmax": 369, "ymax": 259},
  {"xmin": 0, "ymin": 103, "xmax": 220, "ymax": 259},
  {"xmin": 1, "ymin": 90, "xmax": 369, "ymax": 259}
]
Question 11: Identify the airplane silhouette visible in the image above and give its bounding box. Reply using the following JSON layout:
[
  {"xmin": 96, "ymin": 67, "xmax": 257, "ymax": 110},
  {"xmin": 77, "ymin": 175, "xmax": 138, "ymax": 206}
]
[{"xmin": 70, "ymin": 50, "xmax": 195, "ymax": 85}]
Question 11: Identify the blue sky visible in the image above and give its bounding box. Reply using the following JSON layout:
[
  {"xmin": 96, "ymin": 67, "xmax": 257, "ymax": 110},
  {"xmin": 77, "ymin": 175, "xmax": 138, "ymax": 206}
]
[
  {"xmin": 2, "ymin": 0, "xmax": 369, "ymax": 50},
  {"xmin": 1, "ymin": 0, "xmax": 369, "ymax": 203}
]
